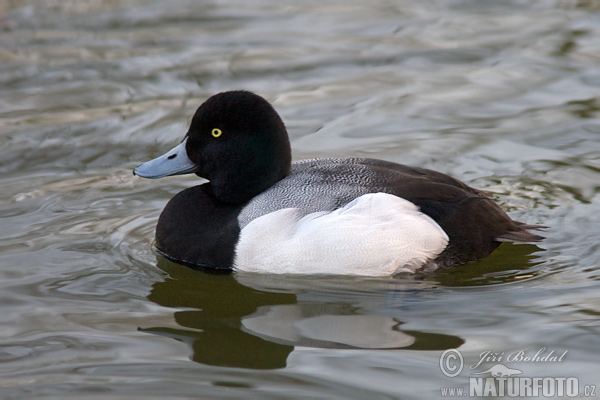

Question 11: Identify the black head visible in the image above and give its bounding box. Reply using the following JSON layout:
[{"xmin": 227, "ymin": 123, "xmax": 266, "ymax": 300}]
[{"xmin": 135, "ymin": 91, "xmax": 292, "ymax": 204}]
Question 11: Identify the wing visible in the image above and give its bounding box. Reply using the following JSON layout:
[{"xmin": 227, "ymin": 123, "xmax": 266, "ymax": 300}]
[{"xmin": 239, "ymin": 158, "xmax": 544, "ymax": 268}]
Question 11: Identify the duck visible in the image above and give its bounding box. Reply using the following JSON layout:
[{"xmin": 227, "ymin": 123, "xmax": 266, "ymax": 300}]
[{"xmin": 134, "ymin": 90, "xmax": 544, "ymax": 276}]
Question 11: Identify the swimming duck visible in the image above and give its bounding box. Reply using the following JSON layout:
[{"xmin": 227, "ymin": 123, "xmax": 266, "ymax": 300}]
[{"xmin": 134, "ymin": 90, "xmax": 544, "ymax": 276}]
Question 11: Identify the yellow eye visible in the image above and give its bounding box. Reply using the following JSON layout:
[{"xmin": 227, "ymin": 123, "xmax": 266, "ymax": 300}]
[{"xmin": 211, "ymin": 128, "xmax": 222, "ymax": 138}]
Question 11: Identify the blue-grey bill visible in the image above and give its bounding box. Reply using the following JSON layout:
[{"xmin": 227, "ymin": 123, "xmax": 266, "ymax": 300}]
[{"xmin": 133, "ymin": 138, "xmax": 198, "ymax": 179}]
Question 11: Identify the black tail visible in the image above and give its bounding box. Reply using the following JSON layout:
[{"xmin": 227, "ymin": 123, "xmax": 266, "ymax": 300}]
[{"xmin": 495, "ymin": 222, "xmax": 546, "ymax": 243}]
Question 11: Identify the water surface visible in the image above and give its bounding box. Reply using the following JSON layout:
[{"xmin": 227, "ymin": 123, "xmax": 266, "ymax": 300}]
[{"xmin": 1, "ymin": 1, "xmax": 599, "ymax": 398}]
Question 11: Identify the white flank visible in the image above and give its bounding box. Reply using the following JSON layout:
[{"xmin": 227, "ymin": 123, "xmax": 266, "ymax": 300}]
[{"xmin": 233, "ymin": 193, "xmax": 449, "ymax": 276}]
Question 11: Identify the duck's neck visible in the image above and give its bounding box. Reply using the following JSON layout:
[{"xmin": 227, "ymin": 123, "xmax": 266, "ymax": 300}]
[{"xmin": 206, "ymin": 136, "xmax": 291, "ymax": 204}]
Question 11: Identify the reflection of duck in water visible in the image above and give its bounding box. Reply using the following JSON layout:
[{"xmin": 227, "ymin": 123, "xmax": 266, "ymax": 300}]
[
  {"xmin": 134, "ymin": 91, "xmax": 544, "ymax": 276},
  {"xmin": 142, "ymin": 259, "xmax": 464, "ymax": 369}
]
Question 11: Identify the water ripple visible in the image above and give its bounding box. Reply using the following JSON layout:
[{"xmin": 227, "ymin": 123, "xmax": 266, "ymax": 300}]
[{"xmin": 1, "ymin": 1, "xmax": 600, "ymax": 398}]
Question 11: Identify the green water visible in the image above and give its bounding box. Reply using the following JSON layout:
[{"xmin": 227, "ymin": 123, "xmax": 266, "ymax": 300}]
[{"xmin": 1, "ymin": 1, "xmax": 599, "ymax": 398}]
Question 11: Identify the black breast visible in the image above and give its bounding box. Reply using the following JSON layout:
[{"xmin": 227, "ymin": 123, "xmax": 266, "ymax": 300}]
[{"xmin": 155, "ymin": 184, "xmax": 244, "ymax": 271}]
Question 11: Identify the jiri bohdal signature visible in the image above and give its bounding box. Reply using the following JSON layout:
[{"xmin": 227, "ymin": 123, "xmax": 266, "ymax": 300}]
[{"xmin": 470, "ymin": 347, "xmax": 567, "ymax": 370}]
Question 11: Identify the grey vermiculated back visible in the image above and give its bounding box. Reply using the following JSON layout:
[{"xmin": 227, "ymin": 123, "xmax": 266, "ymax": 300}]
[{"xmin": 238, "ymin": 158, "xmax": 390, "ymax": 229}]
